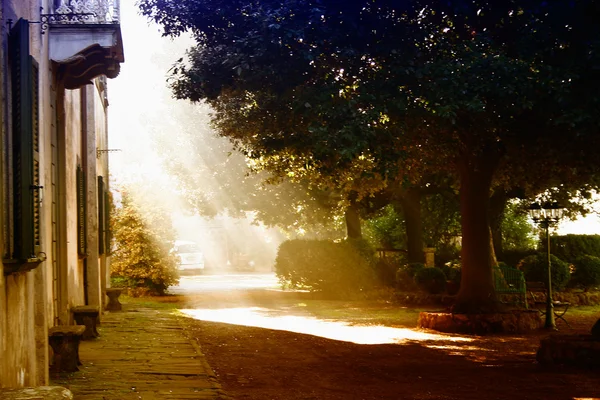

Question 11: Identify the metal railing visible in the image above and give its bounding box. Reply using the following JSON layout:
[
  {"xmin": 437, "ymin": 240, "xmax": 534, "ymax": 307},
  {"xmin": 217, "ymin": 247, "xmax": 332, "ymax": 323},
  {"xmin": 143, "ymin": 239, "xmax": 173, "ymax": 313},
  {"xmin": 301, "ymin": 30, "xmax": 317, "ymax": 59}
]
[{"xmin": 43, "ymin": 0, "xmax": 120, "ymax": 27}]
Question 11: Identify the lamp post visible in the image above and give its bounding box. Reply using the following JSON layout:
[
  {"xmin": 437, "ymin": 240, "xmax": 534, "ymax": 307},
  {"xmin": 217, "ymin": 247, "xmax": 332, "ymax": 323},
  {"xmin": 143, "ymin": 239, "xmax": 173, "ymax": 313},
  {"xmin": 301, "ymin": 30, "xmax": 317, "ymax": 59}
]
[{"xmin": 528, "ymin": 202, "xmax": 564, "ymax": 330}]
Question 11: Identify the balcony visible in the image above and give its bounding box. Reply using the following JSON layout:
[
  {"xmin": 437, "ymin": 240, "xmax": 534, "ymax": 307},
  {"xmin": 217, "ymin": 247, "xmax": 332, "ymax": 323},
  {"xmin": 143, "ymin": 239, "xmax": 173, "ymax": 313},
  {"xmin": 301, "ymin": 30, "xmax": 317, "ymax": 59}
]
[{"xmin": 44, "ymin": 0, "xmax": 124, "ymax": 89}]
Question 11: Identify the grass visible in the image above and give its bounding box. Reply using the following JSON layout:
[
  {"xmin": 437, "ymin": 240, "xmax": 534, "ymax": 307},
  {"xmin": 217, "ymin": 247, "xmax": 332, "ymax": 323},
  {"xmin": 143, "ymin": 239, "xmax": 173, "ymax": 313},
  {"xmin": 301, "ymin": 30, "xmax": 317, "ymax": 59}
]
[{"xmin": 567, "ymin": 304, "xmax": 600, "ymax": 316}]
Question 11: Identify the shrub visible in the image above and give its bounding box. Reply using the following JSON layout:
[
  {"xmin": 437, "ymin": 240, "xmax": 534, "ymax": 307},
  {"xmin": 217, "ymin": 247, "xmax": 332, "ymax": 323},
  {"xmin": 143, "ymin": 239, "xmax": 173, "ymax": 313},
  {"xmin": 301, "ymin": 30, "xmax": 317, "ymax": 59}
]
[
  {"xmin": 274, "ymin": 239, "xmax": 378, "ymax": 298},
  {"xmin": 434, "ymin": 246, "xmax": 461, "ymax": 269},
  {"xmin": 414, "ymin": 267, "xmax": 447, "ymax": 294},
  {"xmin": 500, "ymin": 249, "xmax": 537, "ymax": 269},
  {"xmin": 570, "ymin": 255, "xmax": 600, "ymax": 289},
  {"xmin": 441, "ymin": 259, "xmax": 462, "ymax": 284},
  {"xmin": 395, "ymin": 262, "xmax": 425, "ymax": 291},
  {"xmin": 518, "ymin": 253, "xmax": 570, "ymax": 291},
  {"xmin": 375, "ymin": 258, "xmax": 401, "ymax": 287},
  {"xmin": 110, "ymin": 188, "xmax": 179, "ymax": 296},
  {"xmin": 550, "ymin": 234, "xmax": 600, "ymax": 263}
]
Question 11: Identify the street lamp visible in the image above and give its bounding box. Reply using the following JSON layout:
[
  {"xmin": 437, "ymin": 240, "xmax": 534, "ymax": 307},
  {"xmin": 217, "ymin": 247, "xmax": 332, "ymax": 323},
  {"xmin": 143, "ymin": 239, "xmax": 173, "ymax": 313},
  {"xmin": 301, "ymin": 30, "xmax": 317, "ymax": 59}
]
[{"xmin": 528, "ymin": 202, "xmax": 564, "ymax": 330}]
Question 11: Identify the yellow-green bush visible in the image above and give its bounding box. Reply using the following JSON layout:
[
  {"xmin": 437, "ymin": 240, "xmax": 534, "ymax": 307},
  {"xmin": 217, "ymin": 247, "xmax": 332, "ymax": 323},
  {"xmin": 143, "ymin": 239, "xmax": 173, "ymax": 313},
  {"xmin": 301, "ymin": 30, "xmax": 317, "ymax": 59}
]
[
  {"xmin": 110, "ymin": 188, "xmax": 179, "ymax": 296},
  {"xmin": 274, "ymin": 239, "xmax": 378, "ymax": 297}
]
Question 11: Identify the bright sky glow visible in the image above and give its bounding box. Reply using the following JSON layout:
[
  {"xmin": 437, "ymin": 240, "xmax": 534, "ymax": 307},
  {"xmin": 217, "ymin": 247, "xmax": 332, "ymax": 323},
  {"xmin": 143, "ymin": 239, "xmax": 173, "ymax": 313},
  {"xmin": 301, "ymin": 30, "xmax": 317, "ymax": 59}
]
[{"xmin": 181, "ymin": 307, "xmax": 472, "ymax": 345}]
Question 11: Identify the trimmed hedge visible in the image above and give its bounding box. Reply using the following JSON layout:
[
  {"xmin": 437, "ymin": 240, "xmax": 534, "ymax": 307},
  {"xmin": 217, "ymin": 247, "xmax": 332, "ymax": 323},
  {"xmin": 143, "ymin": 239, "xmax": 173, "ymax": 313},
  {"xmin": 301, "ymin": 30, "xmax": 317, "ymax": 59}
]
[
  {"xmin": 550, "ymin": 234, "xmax": 600, "ymax": 263},
  {"xmin": 500, "ymin": 249, "xmax": 537, "ymax": 269},
  {"xmin": 570, "ymin": 255, "xmax": 600, "ymax": 289},
  {"xmin": 395, "ymin": 262, "xmax": 425, "ymax": 292},
  {"xmin": 274, "ymin": 239, "xmax": 378, "ymax": 297},
  {"xmin": 519, "ymin": 253, "xmax": 571, "ymax": 291},
  {"xmin": 414, "ymin": 267, "xmax": 447, "ymax": 294}
]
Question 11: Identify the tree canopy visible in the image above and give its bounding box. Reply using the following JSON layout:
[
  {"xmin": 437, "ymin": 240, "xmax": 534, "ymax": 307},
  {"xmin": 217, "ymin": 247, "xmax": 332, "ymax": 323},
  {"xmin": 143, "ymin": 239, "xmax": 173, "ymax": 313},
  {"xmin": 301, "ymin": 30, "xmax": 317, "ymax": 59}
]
[{"xmin": 139, "ymin": 0, "xmax": 600, "ymax": 312}]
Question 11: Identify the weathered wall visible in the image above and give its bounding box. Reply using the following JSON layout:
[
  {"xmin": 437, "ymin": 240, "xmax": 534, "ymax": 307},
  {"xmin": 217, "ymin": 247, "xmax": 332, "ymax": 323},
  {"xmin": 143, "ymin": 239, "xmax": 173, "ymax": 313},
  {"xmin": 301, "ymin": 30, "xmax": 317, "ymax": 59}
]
[
  {"xmin": 63, "ymin": 89, "xmax": 85, "ymax": 311},
  {"xmin": 0, "ymin": 0, "xmax": 50, "ymax": 388},
  {"xmin": 93, "ymin": 80, "xmax": 110, "ymax": 305}
]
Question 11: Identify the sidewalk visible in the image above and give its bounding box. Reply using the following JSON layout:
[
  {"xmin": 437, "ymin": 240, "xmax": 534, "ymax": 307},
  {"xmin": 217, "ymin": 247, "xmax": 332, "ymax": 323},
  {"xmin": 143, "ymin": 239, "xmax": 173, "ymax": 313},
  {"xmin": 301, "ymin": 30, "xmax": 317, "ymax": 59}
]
[{"xmin": 52, "ymin": 303, "xmax": 231, "ymax": 400}]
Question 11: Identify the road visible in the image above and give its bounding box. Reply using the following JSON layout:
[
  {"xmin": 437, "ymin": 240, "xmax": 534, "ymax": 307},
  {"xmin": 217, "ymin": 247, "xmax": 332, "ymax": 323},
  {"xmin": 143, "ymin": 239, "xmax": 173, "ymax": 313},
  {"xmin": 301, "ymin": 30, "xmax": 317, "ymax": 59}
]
[{"xmin": 168, "ymin": 272, "xmax": 280, "ymax": 295}]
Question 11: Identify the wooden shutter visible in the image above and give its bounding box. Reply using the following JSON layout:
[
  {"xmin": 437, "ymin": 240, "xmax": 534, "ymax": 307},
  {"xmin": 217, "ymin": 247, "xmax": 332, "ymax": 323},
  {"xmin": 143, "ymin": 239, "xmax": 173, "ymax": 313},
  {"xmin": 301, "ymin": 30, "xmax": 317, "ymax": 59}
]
[
  {"xmin": 98, "ymin": 176, "xmax": 105, "ymax": 254},
  {"xmin": 7, "ymin": 18, "xmax": 43, "ymax": 269},
  {"xmin": 104, "ymin": 189, "xmax": 110, "ymax": 255},
  {"xmin": 77, "ymin": 165, "xmax": 87, "ymax": 257}
]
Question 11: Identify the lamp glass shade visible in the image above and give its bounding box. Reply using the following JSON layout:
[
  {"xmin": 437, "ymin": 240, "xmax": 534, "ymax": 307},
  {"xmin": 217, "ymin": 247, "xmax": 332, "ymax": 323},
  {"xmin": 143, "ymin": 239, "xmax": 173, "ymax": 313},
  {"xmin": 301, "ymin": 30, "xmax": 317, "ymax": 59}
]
[{"xmin": 528, "ymin": 204, "xmax": 542, "ymax": 220}]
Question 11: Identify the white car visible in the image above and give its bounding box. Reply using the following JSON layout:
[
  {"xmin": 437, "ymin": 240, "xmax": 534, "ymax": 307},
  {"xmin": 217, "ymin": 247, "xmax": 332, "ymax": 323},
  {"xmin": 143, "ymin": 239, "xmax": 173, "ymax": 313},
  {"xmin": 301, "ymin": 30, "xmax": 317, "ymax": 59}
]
[{"xmin": 173, "ymin": 240, "xmax": 205, "ymax": 274}]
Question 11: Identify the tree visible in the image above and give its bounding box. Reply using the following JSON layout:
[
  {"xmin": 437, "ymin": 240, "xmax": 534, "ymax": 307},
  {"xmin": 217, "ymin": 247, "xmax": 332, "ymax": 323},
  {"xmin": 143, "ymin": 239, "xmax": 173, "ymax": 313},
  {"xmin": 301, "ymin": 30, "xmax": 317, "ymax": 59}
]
[
  {"xmin": 110, "ymin": 185, "xmax": 180, "ymax": 295},
  {"xmin": 139, "ymin": 0, "xmax": 600, "ymax": 312}
]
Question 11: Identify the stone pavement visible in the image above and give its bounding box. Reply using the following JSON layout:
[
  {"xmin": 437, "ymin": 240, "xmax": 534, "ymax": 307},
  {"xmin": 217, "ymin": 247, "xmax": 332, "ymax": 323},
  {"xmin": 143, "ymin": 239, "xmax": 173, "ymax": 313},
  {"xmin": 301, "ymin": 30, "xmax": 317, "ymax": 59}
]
[{"xmin": 52, "ymin": 303, "xmax": 231, "ymax": 400}]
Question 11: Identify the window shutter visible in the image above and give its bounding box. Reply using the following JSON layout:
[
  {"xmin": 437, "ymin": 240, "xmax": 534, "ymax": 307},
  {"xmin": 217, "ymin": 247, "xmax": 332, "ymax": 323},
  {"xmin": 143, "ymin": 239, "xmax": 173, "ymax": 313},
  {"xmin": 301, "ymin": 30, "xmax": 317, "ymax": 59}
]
[
  {"xmin": 76, "ymin": 165, "xmax": 87, "ymax": 257},
  {"xmin": 98, "ymin": 176, "xmax": 105, "ymax": 255},
  {"xmin": 8, "ymin": 18, "xmax": 43, "ymax": 268},
  {"xmin": 104, "ymin": 189, "xmax": 110, "ymax": 255}
]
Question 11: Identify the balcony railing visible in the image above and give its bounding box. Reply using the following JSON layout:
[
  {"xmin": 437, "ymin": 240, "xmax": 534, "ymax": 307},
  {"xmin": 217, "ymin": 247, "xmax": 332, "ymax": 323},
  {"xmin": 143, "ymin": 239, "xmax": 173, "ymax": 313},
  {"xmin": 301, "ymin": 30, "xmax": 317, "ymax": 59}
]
[{"xmin": 42, "ymin": 0, "xmax": 120, "ymax": 28}]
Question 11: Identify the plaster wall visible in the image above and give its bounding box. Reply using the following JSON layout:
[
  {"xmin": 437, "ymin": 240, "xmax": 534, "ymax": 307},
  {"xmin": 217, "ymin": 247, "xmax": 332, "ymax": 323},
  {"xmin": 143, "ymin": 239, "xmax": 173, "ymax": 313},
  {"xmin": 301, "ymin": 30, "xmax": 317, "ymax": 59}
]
[
  {"xmin": 62, "ymin": 89, "xmax": 85, "ymax": 310},
  {"xmin": 0, "ymin": 0, "xmax": 51, "ymax": 388},
  {"xmin": 93, "ymin": 80, "xmax": 110, "ymax": 301}
]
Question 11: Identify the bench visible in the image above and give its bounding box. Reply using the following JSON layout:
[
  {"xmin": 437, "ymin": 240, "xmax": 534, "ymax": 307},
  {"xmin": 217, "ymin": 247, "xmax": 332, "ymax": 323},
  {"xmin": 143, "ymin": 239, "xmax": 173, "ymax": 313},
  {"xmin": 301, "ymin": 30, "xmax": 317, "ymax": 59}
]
[
  {"xmin": 72, "ymin": 305, "xmax": 100, "ymax": 339},
  {"xmin": 527, "ymin": 282, "xmax": 571, "ymax": 327},
  {"xmin": 48, "ymin": 325, "xmax": 86, "ymax": 372},
  {"xmin": 105, "ymin": 288, "xmax": 123, "ymax": 311},
  {"xmin": 493, "ymin": 265, "xmax": 527, "ymax": 307}
]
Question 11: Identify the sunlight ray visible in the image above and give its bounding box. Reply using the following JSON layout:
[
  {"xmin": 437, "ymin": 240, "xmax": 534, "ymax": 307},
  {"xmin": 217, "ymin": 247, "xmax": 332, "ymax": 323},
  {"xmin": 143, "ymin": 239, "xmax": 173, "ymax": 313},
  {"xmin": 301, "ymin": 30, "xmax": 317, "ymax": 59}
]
[{"xmin": 181, "ymin": 307, "xmax": 472, "ymax": 345}]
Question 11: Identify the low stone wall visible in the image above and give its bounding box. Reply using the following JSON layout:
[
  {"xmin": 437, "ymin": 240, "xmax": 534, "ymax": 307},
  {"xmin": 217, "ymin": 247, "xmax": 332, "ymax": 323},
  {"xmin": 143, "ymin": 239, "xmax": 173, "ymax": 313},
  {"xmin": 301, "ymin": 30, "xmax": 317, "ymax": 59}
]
[
  {"xmin": 394, "ymin": 290, "xmax": 600, "ymax": 307},
  {"xmin": 418, "ymin": 310, "xmax": 543, "ymax": 334},
  {"xmin": 546, "ymin": 291, "xmax": 600, "ymax": 306},
  {"xmin": 537, "ymin": 334, "xmax": 600, "ymax": 367}
]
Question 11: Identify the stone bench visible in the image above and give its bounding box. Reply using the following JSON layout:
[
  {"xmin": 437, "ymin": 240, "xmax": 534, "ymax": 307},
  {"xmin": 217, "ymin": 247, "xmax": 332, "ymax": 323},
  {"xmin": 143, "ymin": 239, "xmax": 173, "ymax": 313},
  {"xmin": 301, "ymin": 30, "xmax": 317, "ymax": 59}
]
[
  {"xmin": 48, "ymin": 325, "xmax": 86, "ymax": 372},
  {"xmin": 0, "ymin": 386, "xmax": 73, "ymax": 399},
  {"xmin": 72, "ymin": 305, "xmax": 100, "ymax": 339},
  {"xmin": 105, "ymin": 287, "xmax": 123, "ymax": 311}
]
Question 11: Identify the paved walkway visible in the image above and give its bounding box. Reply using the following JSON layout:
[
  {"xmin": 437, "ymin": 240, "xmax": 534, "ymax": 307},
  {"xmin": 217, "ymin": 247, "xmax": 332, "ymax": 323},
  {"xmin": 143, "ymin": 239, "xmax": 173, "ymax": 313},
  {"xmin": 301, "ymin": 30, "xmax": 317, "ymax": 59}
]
[{"xmin": 52, "ymin": 304, "xmax": 231, "ymax": 400}]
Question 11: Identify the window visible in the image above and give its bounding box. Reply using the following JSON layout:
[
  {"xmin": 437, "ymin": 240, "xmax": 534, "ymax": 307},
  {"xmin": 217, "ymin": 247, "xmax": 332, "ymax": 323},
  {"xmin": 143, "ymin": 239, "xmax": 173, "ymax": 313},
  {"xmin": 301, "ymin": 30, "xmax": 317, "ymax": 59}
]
[
  {"xmin": 98, "ymin": 176, "xmax": 110, "ymax": 255},
  {"xmin": 77, "ymin": 165, "xmax": 87, "ymax": 257}
]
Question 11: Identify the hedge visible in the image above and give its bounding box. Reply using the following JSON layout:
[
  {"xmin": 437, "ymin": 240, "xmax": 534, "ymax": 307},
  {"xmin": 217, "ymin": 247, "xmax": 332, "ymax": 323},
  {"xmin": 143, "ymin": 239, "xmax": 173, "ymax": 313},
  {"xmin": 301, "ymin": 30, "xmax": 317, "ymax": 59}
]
[
  {"xmin": 549, "ymin": 234, "xmax": 600, "ymax": 263},
  {"xmin": 274, "ymin": 239, "xmax": 378, "ymax": 297}
]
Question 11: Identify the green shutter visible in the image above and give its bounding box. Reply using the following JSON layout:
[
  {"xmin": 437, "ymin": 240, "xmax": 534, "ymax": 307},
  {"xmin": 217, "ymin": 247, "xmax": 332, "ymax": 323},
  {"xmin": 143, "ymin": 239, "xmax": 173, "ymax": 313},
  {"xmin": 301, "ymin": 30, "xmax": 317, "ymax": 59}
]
[
  {"xmin": 98, "ymin": 176, "xmax": 105, "ymax": 254},
  {"xmin": 104, "ymin": 189, "xmax": 110, "ymax": 255},
  {"xmin": 8, "ymin": 19, "xmax": 42, "ymax": 268},
  {"xmin": 77, "ymin": 165, "xmax": 87, "ymax": 257}
]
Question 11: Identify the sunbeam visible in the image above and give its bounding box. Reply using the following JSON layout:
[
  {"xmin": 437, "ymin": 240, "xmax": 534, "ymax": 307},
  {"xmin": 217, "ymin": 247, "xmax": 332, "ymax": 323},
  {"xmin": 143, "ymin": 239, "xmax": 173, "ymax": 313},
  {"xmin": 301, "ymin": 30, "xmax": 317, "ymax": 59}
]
[{"xmin": 181, "ymin": 307, "xmax": 472, "ymax": 345}]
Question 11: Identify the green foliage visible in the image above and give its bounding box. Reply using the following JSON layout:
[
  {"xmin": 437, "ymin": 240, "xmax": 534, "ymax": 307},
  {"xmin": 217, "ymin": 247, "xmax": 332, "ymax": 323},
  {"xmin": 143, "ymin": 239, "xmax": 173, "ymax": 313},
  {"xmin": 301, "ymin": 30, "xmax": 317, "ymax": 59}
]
[
  {"xmin": 549, "ymin": 234, "xmax": 600, "ymax": 263},
  {"xmin": 274, "ymin": 239, "xmax": 378, "ymax": 298},
  {"xmin": 110, "ymin": 188, "xmax": 179, "ymax": 296},
  {"xmin": 440, "ymin": 260, "xmax": 462, "ymax": 284},
  {"xmin": 363, "ymin": 204, "xmax": 405, "ymax": 249},
  {"xmin": 500, "ymin": 249, "xmax": 538, "ymax": 269},
  {"xmin": 140, "ymin": 0, "xmax": 600, "ymax": 310},
  {"xmin": 395, "ymin": 263, "xmax": 425, "ymax": 292},
  {"xmin": 519, "ymin": 253, "xmax": 571, "ymax": 291},
  {"xmin": 414, "ymin": 267, "xmax": 447, "ymax": 295},
  {"xmin": 501, "ymin": 202, "xmax": 537, "ymax": 251},
  {"xmin": 570, "ymin": 255, "xmax": 600, "ymax": 289}
]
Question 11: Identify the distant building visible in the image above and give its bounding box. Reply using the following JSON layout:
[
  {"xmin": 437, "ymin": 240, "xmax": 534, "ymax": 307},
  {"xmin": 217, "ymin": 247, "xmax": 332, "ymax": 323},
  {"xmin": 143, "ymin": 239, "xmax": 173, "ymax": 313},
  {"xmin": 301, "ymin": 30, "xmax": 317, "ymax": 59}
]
[{"xmin": 0, "ymin": 0, "xmax": 124, "ymax": 388}]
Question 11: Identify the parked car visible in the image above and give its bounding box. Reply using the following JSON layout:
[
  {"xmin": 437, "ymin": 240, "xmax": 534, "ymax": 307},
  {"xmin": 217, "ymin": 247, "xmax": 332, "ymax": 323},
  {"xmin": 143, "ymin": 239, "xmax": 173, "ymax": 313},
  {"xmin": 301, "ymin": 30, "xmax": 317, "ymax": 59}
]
[{"xmin": 173, "ymin": 240, "xmax": 205, "ymax": 274}]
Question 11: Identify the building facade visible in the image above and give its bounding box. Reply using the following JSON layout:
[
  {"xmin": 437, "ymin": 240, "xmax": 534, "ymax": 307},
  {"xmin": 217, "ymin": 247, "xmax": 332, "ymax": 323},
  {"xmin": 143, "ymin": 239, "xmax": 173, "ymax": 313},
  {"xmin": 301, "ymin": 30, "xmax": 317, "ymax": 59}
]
[{"xmin": 0, "ymin": 0, "xmax": 123, "ymax": 387}]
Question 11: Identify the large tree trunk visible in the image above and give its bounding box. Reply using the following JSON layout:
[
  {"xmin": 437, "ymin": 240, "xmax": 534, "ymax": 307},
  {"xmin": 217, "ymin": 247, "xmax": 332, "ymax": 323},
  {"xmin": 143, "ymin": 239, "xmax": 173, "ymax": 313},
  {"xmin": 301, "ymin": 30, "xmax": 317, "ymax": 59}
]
[
  {"xmin": 399, "ymin": 188, "xmax": 425, "ymax": 264},
  {"xmin": 489, "ymin": 189, "xmax": 507, "ymax": 261},
  {"xmin": 344, "ymin": 201, "xmax": 362, "ymax": 239},
  {"xmin": 454, "ymin": 152, "xmax": 500, "ymax": 313}
]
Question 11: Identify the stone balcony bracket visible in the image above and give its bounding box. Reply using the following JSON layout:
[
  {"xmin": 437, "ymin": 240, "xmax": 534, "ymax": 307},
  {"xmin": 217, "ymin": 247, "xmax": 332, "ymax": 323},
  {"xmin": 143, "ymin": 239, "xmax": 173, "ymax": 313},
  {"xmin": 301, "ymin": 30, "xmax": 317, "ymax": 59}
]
[{"xmin": 49, "ymin": 23, "xmax": 124, "ymax": 89}]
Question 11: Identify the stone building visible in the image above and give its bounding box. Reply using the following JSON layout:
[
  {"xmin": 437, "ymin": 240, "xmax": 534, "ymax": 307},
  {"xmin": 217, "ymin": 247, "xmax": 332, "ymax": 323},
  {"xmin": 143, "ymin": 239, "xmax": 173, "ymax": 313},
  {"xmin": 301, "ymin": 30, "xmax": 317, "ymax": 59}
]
[{"xmin": 0, "ymin": 0, "xmax": 123, "ymax": 388}]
